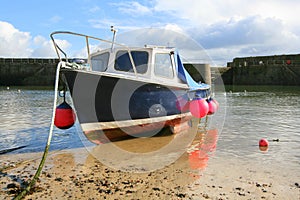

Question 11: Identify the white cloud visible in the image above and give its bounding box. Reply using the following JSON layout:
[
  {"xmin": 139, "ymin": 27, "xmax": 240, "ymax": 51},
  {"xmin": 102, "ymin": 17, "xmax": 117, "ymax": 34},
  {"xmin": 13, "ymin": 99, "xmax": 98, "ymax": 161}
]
[
  {"xmin": 152, "ymin": 0, "xmax": 300, "ymax": 65},
  {"xmin": 164, "ymin": 24, "xmax": 185, "ymax": 34},
  {"xmin": 112, "ymin": 1, "xmax": 152, "ymax": 16},
  {"xmin": 197, "ymin": 16, "xmax": 285, "ymax": 48},
  {"xmin": 73, "ymin": 44, "xmax": 101, "ymax": 58},
  {"xmin": 196, "ymin": 15, "xmax": 300, "ymax": 61},
  {"xmin": 153, "ymin": 0, "xmax": 300, "ymax": 27},
  {"xmin": 31, "ymin": 35, "xmax": 71, "ymax": 57},
  {"xmin": 249, "ymin": 1, "xmax": 300, "ymax": 27},
  {"xmin": 0, "ymin": 21, "xmax": 71, "ymax": 58},
  {"xmin": 0, "ymin": 21, "xmax": 32, "ymax": 57},
  {"xmin": 154, "ymin": 0, "xmax": 228, "ymax": 25}
]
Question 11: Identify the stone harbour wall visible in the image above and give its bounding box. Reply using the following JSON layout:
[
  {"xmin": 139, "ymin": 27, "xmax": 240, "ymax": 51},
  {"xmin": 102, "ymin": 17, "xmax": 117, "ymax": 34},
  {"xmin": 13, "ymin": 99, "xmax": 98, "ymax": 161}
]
[
  {"xmin": 1, "ymin": 54, "xmax": 300, "ymax": 86},
  {"xmin": 0, "ymin": 58, "xmax": 59, "ymax": 86},
  {"xmin": 0, "ymin": 58, "xmax": 213, "ymax": 86},
  {"xmin": 224, "ymin": 54, "xmax": 300, "ymax": 85}
]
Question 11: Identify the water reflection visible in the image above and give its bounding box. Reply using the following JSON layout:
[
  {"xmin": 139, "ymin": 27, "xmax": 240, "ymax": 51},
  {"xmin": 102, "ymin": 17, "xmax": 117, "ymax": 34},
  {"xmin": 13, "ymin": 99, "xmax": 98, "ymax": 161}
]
[
  {"xmin": 188, "ymin": 129, "xmax": 218, "ymax": 172},
  {"xmin": 78, "ymin": 124, "xmax": 219, "ymax": 195},
  {"xmin": 86, "ymin": 119, "xmax": 200, "ymax": 172},
  {"xmin": 74, "ymin": 126, "xmax": 220, "ymax": 197}
]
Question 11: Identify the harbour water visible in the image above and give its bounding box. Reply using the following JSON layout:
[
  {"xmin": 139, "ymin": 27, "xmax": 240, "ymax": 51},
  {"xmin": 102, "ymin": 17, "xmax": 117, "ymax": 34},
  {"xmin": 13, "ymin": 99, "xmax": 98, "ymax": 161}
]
[
  {"xmin": 219, "ymin": 85, "xmax": 300, "ymax": 171},
  {"xmin": 0, "ymin": 86, "xmax": 299, "ymax": 171},
  {"xmin": 0, "ymin": 88, "xmax": 85, "ymax": 154}
]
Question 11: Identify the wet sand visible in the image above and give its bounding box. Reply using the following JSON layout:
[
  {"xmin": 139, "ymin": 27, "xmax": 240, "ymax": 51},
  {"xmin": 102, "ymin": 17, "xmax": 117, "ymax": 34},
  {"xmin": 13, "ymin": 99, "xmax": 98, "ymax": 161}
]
[{"xmin": 1, "ymin": 144, "xmax": 299, "ymax": 199}]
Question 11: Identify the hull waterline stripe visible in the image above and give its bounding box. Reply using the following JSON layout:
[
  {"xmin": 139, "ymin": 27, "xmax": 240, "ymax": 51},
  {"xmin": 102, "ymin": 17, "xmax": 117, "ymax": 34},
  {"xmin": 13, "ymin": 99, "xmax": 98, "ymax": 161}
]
[{"xmin": 81, "ymin": 112, "xmax": 192, "ymax": 131}]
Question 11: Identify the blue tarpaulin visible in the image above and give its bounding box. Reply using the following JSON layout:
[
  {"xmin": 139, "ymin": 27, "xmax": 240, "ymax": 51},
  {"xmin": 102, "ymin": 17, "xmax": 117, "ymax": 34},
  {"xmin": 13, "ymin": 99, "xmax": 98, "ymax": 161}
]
[{"xmin": 176, "ymin": 53, "xmax": 210, "ymax": 91}]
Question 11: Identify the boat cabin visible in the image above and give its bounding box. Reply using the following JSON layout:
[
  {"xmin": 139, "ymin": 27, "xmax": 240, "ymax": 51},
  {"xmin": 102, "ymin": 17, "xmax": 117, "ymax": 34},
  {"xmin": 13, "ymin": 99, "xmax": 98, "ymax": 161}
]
[
  {"xmin": 49, "ymin": 31, "xmax": 207, "ymax": 91},
  {"xmin": 89, "ymin": 46, "xmax": 187, "ymax": 87}
]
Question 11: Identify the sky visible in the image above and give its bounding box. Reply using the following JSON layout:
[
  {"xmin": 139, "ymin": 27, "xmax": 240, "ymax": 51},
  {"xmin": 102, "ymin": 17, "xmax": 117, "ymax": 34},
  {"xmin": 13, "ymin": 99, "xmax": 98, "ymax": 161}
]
[{"xmin": 1, "ymin": 0, "xmax": 300, "ymax": 66}]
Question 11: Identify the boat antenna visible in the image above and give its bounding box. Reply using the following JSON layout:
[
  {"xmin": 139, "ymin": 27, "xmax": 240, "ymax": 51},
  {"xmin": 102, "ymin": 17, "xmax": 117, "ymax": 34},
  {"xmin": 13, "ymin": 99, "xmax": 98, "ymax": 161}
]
[{"xmin": 111, "ymin": 26, "xmax": 117, "ymax": 52}]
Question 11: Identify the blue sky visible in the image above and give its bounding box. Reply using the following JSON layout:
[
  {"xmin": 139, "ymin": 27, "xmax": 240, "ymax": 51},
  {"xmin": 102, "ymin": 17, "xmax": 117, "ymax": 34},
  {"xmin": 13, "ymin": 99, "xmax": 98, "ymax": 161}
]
[{"xmin": 1, "ymin": 0, "xmax": 300, "ymax": 66}]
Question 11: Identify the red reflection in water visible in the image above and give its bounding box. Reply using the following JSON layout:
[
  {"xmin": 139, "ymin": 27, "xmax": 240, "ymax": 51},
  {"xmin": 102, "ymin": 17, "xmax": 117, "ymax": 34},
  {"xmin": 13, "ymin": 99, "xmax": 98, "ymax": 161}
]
[{"xmin": 188, "ymin": 129, "xmax": 218, "ymax": 170}]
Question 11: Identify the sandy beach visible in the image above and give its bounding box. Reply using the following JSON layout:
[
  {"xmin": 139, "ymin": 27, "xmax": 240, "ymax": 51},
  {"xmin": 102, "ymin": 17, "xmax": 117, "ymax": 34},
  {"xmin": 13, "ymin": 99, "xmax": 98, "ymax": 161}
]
[{"xmin": 1, "ymin": 141, "xmax": 299, "ymax": 200}]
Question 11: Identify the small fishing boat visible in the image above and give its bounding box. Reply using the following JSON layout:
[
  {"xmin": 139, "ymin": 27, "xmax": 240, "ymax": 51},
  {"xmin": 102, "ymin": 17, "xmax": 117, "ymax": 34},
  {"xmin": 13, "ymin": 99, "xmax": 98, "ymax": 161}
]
[{"xmin": 50, "ymin": 28, "xmax": 218, "ymax": 144}]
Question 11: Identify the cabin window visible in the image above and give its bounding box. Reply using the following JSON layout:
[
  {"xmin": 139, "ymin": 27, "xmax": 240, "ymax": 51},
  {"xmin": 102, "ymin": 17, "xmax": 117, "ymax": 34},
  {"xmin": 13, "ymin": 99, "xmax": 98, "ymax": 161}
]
[
  {"xmin": 114, "ymin": 51, "xmax": 148, "ymax": 73},
  {"xmin": 132, "ymin": 51, "xmax": 148, "ymax": 73},
  {"xmin": 154, "ymin": 53, "xmax": 174, "ymax": 78},
  {"xmin": 91, "ymin": 52, "xmax": 109, "ymax": 72}
]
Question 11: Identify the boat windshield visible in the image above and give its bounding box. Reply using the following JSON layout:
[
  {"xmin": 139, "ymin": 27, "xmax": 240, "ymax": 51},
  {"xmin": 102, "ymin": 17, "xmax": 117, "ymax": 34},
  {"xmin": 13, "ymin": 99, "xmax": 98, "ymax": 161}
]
[
  {"xmin": 154, "ymin": 53, "xmax": 174, "ymax": 78},
  {"xmin": 91, "ymin": 52, "xmax": 109, "ymax": 72},
  {"xmin": 114, "ymin": 50, "xmax": 149, "ymax": 74}
]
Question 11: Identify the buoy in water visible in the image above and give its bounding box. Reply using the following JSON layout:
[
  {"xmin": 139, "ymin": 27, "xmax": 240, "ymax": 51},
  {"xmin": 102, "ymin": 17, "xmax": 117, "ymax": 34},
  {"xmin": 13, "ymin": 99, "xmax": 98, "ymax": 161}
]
[
  {"xmin": 207, "ymin": 98, "xmax": 218, "ymax": 115},
  {"xmin": 259, "ymin": 138, "xmax": 269, "ymax": 147},
  {"xmin": 54, "ymin": 101, "xmax": 76, "ymax": 129},
  {"xmin": 189, "ymin": 98, "xmax": 209, "ymax": 118}
]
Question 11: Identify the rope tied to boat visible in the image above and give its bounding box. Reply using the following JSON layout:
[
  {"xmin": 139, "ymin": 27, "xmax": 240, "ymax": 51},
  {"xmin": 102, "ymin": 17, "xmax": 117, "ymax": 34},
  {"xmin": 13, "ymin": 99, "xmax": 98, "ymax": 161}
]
[{"xmin": 14, "ymin": 62, "xmax": 62, "ymax": 200}]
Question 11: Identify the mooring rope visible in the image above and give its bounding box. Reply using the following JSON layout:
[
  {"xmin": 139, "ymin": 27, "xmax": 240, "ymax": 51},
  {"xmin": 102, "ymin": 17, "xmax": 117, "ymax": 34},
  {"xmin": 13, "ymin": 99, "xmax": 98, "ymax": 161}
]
[{"xmin": 14, "ymin": 62, "xmax": 62, "ymax": 200}]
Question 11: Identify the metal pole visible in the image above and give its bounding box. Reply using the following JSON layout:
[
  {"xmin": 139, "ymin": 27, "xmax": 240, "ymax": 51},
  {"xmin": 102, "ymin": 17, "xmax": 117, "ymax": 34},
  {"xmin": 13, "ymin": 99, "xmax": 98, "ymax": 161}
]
[{"xmin": 110, "ymin": 26, "xmax": 117, "ymax": 52}]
